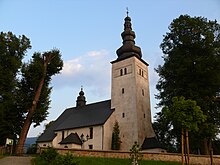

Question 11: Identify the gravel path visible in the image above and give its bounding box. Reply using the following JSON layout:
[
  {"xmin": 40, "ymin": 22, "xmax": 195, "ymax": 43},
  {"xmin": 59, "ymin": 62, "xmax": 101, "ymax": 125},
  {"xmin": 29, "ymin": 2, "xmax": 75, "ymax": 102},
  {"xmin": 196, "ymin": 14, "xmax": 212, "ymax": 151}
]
[{"xmin": 0, "ymin": 156, "xmax": 33, "ymax": 165}]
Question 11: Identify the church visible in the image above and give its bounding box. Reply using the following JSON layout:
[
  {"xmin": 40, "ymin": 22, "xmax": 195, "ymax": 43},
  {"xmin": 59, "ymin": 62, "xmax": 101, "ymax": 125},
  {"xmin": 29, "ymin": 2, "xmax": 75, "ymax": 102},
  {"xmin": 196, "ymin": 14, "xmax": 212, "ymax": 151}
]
[{"xmin": 37, "ymin": 13, "xmax": 164, "ymax": 152}]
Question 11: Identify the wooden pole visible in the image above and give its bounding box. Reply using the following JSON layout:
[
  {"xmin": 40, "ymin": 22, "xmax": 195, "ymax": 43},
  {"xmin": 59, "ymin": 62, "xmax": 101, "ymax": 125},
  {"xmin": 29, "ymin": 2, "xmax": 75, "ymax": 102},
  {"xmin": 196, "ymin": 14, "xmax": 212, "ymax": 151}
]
[
  {"xmin": 186, "ymin": 128, "xmax": 190, "ymax": 165},
  {"xmin": 181, "ymin": 128, "xmax": 184, "ymax": 165}
]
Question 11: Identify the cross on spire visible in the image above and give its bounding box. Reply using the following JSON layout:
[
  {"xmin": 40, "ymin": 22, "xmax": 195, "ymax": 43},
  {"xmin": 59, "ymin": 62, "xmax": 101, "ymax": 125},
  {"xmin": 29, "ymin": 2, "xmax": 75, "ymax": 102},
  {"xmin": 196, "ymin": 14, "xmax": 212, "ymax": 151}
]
[{"xmin": 126, "ymin": 7, "xmax": 129, "ymax": 17}]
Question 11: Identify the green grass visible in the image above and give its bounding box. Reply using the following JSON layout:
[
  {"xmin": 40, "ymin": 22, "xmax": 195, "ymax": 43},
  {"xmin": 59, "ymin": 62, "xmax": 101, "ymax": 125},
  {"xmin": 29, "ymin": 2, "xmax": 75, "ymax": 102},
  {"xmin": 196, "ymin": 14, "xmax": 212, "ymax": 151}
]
[
  {"xmin": 74, "ymin": 156, "xmax": 180, "ymax": 165},
  {"xmin": 32, "ymin": 156, "xmax": 181, "ymax": 165}
]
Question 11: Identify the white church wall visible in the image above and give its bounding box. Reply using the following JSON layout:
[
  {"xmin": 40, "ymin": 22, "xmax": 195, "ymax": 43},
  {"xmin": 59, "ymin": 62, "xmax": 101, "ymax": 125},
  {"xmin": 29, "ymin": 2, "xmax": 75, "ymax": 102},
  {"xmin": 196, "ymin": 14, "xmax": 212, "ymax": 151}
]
[
  {"xmin": 102, "ymin": 114, "xmax": 115, "ymax": 150},
  {"xmin": 54, "ymin": 125, "xmax": 103, "ymax": 150}
]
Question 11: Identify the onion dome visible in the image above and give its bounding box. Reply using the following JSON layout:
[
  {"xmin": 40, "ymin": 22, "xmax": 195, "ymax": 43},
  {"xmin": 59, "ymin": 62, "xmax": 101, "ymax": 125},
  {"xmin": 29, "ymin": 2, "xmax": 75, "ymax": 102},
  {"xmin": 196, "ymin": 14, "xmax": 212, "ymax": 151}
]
[
  {"xmin": 76, "ymin": 87, "xmax": 86, "ymax": 107},
  {"xmin": 116, "ymin": 13, "xmax": 142, "ymax": 60}
]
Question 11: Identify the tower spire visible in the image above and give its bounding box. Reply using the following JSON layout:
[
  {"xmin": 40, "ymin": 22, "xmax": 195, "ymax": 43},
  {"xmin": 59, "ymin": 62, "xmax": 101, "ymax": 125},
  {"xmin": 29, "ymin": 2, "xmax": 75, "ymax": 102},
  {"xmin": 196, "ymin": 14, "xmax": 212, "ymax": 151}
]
[
  {"xmin": 76, "ymin": 87, "xmax": 86, "ymax": 107},
  {"xmin": 116, "ymin": 11, "xmax": 142, "ymax": 61}
]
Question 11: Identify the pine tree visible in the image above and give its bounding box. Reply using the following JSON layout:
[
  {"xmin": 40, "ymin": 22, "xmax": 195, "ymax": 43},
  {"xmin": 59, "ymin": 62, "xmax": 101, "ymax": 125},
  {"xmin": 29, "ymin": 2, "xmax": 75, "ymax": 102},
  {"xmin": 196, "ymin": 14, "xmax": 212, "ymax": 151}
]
[{"xmin": 111, "ymin": 121, "xmax": 121, "ymax": 150}]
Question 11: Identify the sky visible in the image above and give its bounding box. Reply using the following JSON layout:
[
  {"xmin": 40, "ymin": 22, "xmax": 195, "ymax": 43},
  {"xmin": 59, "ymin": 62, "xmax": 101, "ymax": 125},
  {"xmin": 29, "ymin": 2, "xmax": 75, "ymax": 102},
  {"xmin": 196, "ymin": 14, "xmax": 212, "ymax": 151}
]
[{"xmin": 1, "ymin": 0, "xmax": 220, "ymax": 137}]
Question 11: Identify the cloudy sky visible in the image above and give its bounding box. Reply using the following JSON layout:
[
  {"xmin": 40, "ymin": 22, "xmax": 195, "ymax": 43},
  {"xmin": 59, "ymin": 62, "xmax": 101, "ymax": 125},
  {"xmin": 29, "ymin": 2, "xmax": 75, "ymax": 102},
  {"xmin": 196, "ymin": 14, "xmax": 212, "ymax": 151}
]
[{"xmin": 1, "ymin": 0, "xmax": 220, "ymax": 137}]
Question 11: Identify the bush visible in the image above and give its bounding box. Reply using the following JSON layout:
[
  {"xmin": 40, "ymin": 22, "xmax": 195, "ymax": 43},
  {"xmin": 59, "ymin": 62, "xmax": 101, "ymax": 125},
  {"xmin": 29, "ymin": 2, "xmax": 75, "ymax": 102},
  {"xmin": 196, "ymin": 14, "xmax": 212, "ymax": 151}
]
[
  {"xmin": 53, "ymin": 153, "xmax": 79, "ymax": 165},
  {"xmin": 32, "ymin": 147, "xmax": 79, "ymax": 165},
  {"xmin": 40, "ymin": 147, "xmax": 58, "ymax": 163}
]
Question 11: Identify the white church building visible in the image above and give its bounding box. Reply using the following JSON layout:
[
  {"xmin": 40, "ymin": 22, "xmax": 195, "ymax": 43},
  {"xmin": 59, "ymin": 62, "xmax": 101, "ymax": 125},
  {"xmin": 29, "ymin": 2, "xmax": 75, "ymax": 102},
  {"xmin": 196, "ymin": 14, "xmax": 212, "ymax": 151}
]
[{"xmin": 37, "ymin": 14, "xmax": 164, "ymax": 152}]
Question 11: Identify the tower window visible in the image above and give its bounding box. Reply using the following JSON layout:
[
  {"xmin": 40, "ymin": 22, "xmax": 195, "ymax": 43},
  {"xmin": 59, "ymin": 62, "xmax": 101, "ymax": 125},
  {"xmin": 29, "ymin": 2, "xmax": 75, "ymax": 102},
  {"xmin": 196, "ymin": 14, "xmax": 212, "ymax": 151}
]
[
  {"xmin": 139, "ymin": 69, "xmax": 141, "ymax": 75},
  {"xmin": 122, "ymin": 113, "xmax": 125, "ymax": 118},
  {"xmin": 90, "ymin": 127, "xmax": 93, "ymax": 139},
  {"xmin": 120, "ymin": 69, "xmax": 123, "ymax": 76},
  {"xmin": 144, "ymin": 114, "xmax": 146, "ymax": 118},
  {"xmin": 124, "ymin": 68, "xmax": 127, "ymax": 74},
  {"xmin": 142, "ymin": 70, "xmax": 144, "ymax": 77},
  {"xmin": 122, "ymin": 88, "xmax": 124, "ymax": 94},
  {"xmin": 62, "ymin": 131, "xmax": 65, "ymax": 140},
  {"xmin": 142, "ymin": 89, "xmax": 144, "ymax": 96}
]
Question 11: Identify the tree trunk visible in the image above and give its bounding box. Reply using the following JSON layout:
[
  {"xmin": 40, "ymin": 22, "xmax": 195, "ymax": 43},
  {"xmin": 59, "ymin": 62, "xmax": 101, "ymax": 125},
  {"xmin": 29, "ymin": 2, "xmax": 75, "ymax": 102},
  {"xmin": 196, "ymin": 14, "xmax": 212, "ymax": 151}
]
[
  {"xmin": 186, "ymin": 128, "xmax": 190, "ymax": 165},
  {"xmin": 181, "ymin": 128, "xmax": 184, "ymax": 165},
  {"xmin": 15, "ymin": 78, "xmax": 45, "ymax": 155},
  {"xmin": 15, "ymin": 54, "xmax": 51, "ymax": 155},
  {"xmin": 208, "ymin": 139, "xmax": 213, "ymax": 165},
  {"xmin": 200, "ymin": 138, "xmax": 209, "ymax": 155}
]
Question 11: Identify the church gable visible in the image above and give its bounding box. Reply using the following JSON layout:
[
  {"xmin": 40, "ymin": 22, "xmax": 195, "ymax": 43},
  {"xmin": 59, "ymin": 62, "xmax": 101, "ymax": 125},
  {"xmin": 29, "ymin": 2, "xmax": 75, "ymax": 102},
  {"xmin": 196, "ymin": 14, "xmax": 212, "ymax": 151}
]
[{"xmin": 59, "ymin": 133, "xmax": 82, "ymax": 145}]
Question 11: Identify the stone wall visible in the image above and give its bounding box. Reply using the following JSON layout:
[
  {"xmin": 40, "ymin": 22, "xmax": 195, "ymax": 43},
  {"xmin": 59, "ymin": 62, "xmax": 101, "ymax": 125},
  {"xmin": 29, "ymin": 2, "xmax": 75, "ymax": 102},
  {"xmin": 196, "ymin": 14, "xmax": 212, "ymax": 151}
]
[{"xmin": 39, "ymin": 147, "xmax": 220, "ymax": 165}]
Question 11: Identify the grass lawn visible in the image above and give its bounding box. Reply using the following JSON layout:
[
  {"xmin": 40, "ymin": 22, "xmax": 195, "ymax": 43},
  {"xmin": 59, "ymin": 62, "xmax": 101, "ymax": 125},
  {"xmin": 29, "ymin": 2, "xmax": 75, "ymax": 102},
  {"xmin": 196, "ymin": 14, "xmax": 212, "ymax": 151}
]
[
  {"xmin": 32, "ymin": 156, "xmax": 181, "ymax": 165},
  {"xmin": 74, "ymin": 157, "xmax": 181, "ymax": 165}
]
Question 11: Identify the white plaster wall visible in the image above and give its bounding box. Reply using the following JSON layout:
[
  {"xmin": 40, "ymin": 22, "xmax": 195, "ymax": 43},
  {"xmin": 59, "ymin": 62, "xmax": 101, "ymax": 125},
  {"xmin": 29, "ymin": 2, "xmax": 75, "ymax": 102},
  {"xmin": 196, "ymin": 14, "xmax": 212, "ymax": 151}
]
[
  {"xmin": 54, "ymin": 125, "xmax": 103, "ymax": 150},
  {"xmin": 38, "ymin": 142, "xmax": 52, "ymax": 148},
  {"xmin": 102, "ymin": 114, "xmax": 115, "ymax": 150},
  {"xmin": 59, "ymin": 143, "xmax": 81, "ymax": 149}
]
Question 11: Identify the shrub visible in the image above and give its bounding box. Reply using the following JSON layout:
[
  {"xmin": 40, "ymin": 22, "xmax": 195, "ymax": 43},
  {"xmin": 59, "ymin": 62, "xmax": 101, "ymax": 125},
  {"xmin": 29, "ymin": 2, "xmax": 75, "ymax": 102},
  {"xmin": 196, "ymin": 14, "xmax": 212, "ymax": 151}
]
[
  {"xmin": 53, "ymin": 152, "xmax": 79, "ymax": 165},
  {"xmin": 40, "ymin": 147, "xmax": 58, "ymax": 163},
  {"xmin": 32, "ymin": 148, "xmax": 79, "ymax": 165},
  {"xmin": 130, "ymin": 141, "xmax": 143, "ymax": 165}
]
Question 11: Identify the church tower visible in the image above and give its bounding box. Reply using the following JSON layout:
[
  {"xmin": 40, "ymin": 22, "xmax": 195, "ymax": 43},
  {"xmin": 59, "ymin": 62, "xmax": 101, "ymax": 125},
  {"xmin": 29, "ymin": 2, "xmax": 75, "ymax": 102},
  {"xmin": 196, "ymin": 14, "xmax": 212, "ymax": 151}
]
[{"xmin": 111, "ymin": 13, "xmax": 155, "ymax": 150}]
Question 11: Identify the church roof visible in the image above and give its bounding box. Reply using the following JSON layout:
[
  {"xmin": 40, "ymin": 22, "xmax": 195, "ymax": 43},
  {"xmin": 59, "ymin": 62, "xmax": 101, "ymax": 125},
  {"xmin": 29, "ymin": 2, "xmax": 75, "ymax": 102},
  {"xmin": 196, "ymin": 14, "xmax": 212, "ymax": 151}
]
[
  {"xmin": 141, "ymin": 137, "xmax": 165, "ymax": 150},
  {"xmin": 59, "ymin": 133, "xmax": 82, "ymax": 145},
  {"xmin": 37, "ymin": 100, "xmax": 113, "ymax": 143}
]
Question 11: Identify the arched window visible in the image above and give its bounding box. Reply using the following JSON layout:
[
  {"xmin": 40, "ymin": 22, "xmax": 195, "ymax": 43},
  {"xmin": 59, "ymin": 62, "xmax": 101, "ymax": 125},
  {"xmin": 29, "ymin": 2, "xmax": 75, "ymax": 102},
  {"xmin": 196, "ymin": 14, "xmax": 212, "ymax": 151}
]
[
  {"xmin": 62, "ymin": 131, "xmax": 64, "ymax": 140},
  {"xmin": 124, "ymin": 68, "xmax": 127, "ymax": 74},
  {"xmin": 120, "ymin": 69, "xmax": 123, "ymax": 76},
  {"xmin": 122, "ymin": 88, "xmax": 124, "ymax": 94},
  {"xmin": 90, "ymin": 127, "xmax": 93, "ymax": 139},
  {"xmin": 122, "ymin": 113, "xmax": 125, "ymax": 118}
]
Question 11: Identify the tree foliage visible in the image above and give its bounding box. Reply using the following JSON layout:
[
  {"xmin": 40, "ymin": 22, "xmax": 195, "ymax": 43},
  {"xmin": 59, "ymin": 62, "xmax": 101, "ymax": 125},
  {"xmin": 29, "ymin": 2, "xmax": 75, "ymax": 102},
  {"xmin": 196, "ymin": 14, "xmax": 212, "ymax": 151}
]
[
  {"xmin": 154, "ymin": 15, "xmax": 220, "ymax": 154},
  {"xmin": 16, "ymin": 49, "xmax": 63, "ymax": 154},
  {"xmin": 0, "ymin": 32, "xmax": 31, "ymax": 145},
  {"xmin": 111, "ymin": 121, "xmax": 121, "ymax": 150},
  {"xmin": 0, "ymin": 31, "xmax": 63, "ymax": 153},
  {"xmin": 168, "ymin": 96, "xmax": 206, "ymax": 132},
  {"xmin": 18, "ymin": 50, "xmax": 63, "ymax": 127}
]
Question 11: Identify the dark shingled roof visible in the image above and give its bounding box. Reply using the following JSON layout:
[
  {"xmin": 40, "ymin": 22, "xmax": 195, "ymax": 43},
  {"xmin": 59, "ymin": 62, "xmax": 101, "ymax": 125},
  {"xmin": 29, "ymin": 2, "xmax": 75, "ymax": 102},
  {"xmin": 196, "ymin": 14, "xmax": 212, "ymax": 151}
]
[
  {"xmin": 37, "ymin": 100, "xmax": 113, "ymax": 143},
  {"xmin": 141, "ymin": 137, "xmax": 165, "ymax": 150},
  {"xmin": 59, "ymin": 133, "xmax": 82, "ymax": 145}
]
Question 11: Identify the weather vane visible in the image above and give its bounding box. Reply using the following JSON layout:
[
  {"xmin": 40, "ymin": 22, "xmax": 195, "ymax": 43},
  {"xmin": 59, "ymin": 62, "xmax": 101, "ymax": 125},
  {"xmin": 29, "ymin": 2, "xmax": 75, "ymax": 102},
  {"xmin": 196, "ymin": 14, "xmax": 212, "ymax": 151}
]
[{"xmin": 126, "ymin": 7, "xmax": 129, "ymax": 17}]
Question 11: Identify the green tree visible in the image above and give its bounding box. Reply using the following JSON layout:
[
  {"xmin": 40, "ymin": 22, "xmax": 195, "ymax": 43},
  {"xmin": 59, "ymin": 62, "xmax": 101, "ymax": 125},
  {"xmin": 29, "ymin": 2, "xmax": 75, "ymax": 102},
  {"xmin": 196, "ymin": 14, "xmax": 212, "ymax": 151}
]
[
  {"xmin": 0, "ymin": 32, "xmax": 31, "ymax": 145},
  {"xmin": 111, "ymin": 121, "xmax": 121, "ymax": 150},
  {"xmin": 155, "ymin": 15, "xmax": 220, "ymax": 154},
  {"xmin": 45, "ymin": 121, "xmax": 55, "ymax": 130},
  {"xmin": 16, "ymin": 49, "xmax": 63, "ymax": 154},
  {"xmin": 167, "ymin": 96, "xmax": 206, "ymax": 164}
]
